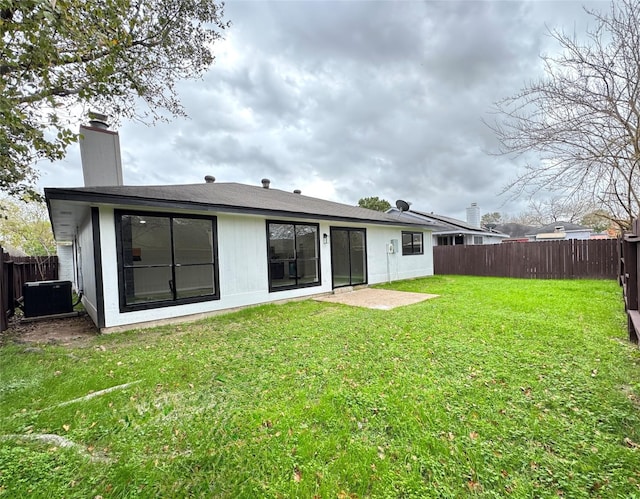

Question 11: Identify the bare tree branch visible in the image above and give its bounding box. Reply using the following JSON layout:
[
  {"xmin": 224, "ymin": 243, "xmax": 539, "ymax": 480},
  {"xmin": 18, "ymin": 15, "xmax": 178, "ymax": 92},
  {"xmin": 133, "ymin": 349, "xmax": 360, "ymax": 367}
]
[{"xmin": 487, "ymin": 1, "xmax": 640, "ymax": 229}]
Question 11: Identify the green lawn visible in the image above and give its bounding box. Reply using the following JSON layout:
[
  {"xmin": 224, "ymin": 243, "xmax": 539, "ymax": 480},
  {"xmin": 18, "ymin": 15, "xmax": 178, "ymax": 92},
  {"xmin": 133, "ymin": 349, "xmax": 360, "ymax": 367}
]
[{"xmin": 1, "ymin": 276, "xmax": 640, "ymax": 498}]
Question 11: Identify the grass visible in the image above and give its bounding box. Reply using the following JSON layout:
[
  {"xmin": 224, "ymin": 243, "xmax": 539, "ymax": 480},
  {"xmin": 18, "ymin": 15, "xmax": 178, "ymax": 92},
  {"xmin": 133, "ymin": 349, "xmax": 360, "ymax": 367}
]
[{"xmin": 1, "ymin": 275, "xmax": 640, "ymax": 498}]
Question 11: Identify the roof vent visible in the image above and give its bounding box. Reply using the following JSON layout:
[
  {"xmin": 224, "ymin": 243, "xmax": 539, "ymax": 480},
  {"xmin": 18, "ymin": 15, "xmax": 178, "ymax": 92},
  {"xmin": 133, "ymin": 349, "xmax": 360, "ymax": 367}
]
[
  {"xmin": 293, "ymin": 189, "xmax": 301, "ymax": 194},
  {"xmin": 204, "ymin": 175, "xmax": 216, "ymax": 183},
  {"xmin": 554, "ymin": 225, "xmax": 565, "ymax": 232},
  {"xmin": 261, "ymin": 178, "xmax": 271, "ymax": 189}
]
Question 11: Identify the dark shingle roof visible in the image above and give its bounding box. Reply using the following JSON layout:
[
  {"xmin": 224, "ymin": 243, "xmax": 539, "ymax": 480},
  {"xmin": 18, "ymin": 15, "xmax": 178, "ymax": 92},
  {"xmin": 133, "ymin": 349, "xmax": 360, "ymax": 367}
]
[
  {"xmin": 406, "ymin": 209, "xmax": 507, "ymax": 234},
  {"xmin": 495, "ymin": 223, "xmax": 537, "ymax": 238},
  {"xmin": 45, "ymin": 182, "xmax": 429, "ymax": 226},
  {"xmin": 526, "ymin": 222, "xmax": 591, "ymax": 236}
]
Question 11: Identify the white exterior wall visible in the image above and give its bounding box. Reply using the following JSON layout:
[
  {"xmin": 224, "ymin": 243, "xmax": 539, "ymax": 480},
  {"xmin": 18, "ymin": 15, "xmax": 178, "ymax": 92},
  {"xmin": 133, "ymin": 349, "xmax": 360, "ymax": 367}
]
[
  {"xmin": 77, "ymin": 213, "xmax": 99, "ymax": 324},
  {"xmin": 467, "ymin": 234, "xmax": 506, "ymax": 245},
  {"xmin": 435, "ymin": 232, "xmax": 507, "ymax": 245},
  {"xmin": 56, "ymin": 244, "xmax": 75, "ymax": 287},
  {"xmin": 366, "ymin": 227, "xmax": 433, "ymax": 284},
  {"xmin": 484, "ymin": 235, "xmax": 507, "ymax": 245},
  {"xmin": 98, "ymin": 210, "xmax": 337, "ymax": 329},
  {"xmin": 529, "ymin": 229, "xmax": 592, "ymax": 241},
  {"xmin": 566, "ymin": 230, "xmax": 591, "ymax": 240},
  {"xmin": 95, "ymin": 207, "xmax": 434, "ymax": 330}
]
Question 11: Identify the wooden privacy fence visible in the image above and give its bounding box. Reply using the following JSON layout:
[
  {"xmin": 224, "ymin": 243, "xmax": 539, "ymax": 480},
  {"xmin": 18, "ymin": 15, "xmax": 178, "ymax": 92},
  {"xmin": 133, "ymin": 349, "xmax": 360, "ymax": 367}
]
[
  {"xmin": 434, "ymin": 239, "xmax": 618, "ymax": 280},
  {"xmin": 620, "ymin": 221, "xmax": 640, "ymax": 345},
  {"xmin": 0, "ymin": 246, "xmax": 59, "ymax": 332}
]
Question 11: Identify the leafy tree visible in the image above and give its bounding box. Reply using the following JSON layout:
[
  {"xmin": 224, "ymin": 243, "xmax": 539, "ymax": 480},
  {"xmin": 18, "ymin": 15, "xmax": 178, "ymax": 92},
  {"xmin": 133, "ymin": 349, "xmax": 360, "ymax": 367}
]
[
  {"xmin": 0, "ymin": 197, "xmax": 55, "ymax": 256},
  {"xmin": 489, "ymin": 0, "xmax": 640, "ymax": 230},
  {"xmin": 581, "ymin": 210, "xmax": 614, "ymax": 233},
  {"xmin": 481, "ymin": 212, "xmax": 502, "ymax": 227},
  {"xmin": 1, "ymin": 0, "xmax": 229, "ymax": 198},
  {"xmin": 358, "ymin": 197, "xmax": 392, "ymax": 212}
]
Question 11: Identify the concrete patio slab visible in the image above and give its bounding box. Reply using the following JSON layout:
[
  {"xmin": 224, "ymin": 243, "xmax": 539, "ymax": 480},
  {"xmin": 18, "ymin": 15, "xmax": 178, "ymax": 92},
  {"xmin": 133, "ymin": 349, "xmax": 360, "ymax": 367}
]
[{"xmin": 314, "ymin": 287, "xmax": 439, "ymax": 310}]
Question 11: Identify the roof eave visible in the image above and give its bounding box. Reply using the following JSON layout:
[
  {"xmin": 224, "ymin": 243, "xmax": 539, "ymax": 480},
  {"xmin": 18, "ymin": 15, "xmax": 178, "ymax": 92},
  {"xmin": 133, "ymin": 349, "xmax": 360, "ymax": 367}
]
[{"xmin": 45, "ymin": 188, "xmax": 433, "ymax": 228}]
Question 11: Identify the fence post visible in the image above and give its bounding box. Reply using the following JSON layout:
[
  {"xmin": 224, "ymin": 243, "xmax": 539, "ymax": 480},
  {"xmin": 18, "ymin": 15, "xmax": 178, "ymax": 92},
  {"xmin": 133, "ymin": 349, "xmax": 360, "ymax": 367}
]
[
  {"xmin": 620, "ymin": 220, "xmax": 640, "ymax": 345},
  {"xmin": 0, "ymin": 246, "xmax": 7, "ymax": 332},
  {"xmin": 623, "ymin": 239, "xmax": 639, "ymax": 343},
  {"xmin": 7, "ymin": 259, "xmax": 14, "ymax": 319}
]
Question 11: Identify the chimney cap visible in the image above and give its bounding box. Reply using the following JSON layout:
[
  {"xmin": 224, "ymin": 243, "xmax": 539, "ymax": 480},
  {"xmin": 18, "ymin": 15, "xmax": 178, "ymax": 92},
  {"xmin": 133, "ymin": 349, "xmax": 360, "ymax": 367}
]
[
  {"xmin": 261, "ymin": 178, "xmax": 271, "ymax": 189},
  {"xmin": 88, "ymin": 111, "xmax": 109, "ymax": 129},
  {"xmin": 204, "ymin": 175, "xmax": 216, "ymax": 183}
]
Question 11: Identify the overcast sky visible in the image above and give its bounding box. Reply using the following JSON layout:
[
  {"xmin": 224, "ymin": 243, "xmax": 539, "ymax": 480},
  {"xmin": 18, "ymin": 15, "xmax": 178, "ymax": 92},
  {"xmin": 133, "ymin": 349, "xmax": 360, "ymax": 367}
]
[{"xmin": 37, "ymin": 0, "xmax": 604, "ymax": 221}]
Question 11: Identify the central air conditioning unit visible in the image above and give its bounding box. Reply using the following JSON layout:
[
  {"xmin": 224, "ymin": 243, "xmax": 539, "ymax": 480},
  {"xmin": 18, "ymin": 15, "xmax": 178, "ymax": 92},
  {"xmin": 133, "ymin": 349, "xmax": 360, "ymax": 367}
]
[{"xmin": 22, "ymin": 280, "xmax": 73, "ymax": 318}]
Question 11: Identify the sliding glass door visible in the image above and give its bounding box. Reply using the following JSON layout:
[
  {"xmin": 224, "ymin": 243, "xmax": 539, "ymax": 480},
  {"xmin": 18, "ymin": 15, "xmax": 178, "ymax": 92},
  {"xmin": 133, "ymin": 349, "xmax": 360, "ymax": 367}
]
[{"xmin": 330, "ymin": 227, "xmax": 367, "ymax": 288}]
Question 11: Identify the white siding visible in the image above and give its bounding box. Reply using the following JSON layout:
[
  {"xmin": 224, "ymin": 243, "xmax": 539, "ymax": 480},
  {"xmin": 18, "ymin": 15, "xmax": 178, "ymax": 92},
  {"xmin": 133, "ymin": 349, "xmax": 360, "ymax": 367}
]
[
  {"xmin": 480, "ymin": 235, "xmax": 507, "ymax": 245},
  {"xmin": 93, "ymin": 207, "xmax": 434, "ymax": 330},
  {"xmin": 567, "ymin": 230, "xmax": 591, "ymax": 240},
  {"xmin": 56, "ymin": 244, "xmax": 75, "ymax": 288},
  {"xmin": 366, "ymin": 227, "xmax": 433, "ymax": 284},
  {"xmin": 77, "ymin": 213, "xmax": 98, "ymax": 324}
]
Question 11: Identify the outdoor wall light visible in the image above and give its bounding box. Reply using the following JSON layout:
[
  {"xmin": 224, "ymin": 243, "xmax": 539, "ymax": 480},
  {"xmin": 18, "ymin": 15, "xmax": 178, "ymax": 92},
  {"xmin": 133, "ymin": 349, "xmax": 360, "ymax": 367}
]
[{"xmin": 323, "ymin": 233, "xmax": 328, "ymax": 244}]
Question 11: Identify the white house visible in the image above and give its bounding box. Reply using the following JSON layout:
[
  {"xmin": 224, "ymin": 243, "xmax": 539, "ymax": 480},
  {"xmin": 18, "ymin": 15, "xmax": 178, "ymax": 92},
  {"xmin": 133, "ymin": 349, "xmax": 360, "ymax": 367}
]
[
  {"xmin": 387, "ymin": 203, "xmax": 509, "ymax": 246},
  {"xmin": 45, "ymin": 119, "xmax": 442, "ymax": 332},
  {"xmin": 45, "ymin": 181, "xmax": 438, "ymax": 332},
  {"xmin": 525, "ymin": 222, "xmax": 593, "ymax": 241}
]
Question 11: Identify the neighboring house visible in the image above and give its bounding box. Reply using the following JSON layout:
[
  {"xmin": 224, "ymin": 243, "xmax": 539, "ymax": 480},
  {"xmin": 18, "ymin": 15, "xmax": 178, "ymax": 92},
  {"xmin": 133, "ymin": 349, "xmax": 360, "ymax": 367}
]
[
  {"xmin": 387, "ymin": 203, "xmax": 509, "ymax": 246},
  {"xmin": 45, "ymin": 181, "xmax": 439, "ymax": 332},
  {"xmin": 525, "ymin": 222, "xmax": 592, "ymax": 241}
]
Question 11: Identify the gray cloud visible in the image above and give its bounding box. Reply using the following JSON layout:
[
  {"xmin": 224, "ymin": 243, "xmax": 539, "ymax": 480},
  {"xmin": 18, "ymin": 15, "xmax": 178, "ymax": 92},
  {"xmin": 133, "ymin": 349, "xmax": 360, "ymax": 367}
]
[{"xmin": 39, "ymin": 0, "xmax": 598, "ymax": 220}]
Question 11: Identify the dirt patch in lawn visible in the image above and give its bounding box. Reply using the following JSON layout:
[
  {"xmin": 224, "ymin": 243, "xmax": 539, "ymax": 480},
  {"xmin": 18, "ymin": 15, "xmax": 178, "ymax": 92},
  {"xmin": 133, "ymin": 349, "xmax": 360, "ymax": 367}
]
[
  {"xmin": 314, "ymin": 287, "xmax": 439, "ymax": 310},
  {"xmin": 0, "ymin": 289, "xmax": 439, "ymax": 346},
  {"xmin": 1, "ymin": 313, "xmax": 99, "ymax": 347}
]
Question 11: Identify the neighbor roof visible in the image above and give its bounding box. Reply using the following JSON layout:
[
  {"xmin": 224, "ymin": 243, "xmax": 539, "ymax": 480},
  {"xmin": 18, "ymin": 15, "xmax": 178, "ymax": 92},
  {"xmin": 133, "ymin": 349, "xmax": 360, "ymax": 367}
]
[
  {"xmin": 46, "ymin": 182, "xmax": 435, "ymax": 241},
  {"xmin": 389, "ymin": 208, "xmax": 507, "ymax": 236},
  {"xmin": 495, "ymin": 222, "xmax": 537, "ymax": 239},
  {"xmin": 526, "ymin": 222, "xmax": 592, "ymax": 236},
  {"xmin": 411, "ymin": 209, "xmax": 503, "ymax": 233}
]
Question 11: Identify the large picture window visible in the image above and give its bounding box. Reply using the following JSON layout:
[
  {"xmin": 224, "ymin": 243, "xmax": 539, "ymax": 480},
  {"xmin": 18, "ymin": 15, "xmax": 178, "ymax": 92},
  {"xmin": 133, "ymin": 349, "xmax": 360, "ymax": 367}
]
[
  {"xmin": 116, "ymin": 211, "xmax": 219, "ymax": 311},
  {"xmin": 402, "ymin": 231, "xmax": 424, "ymax": 255},
  {"xmin": 267, "ymin": 221, "xmax": 320, "ymax": 291}
]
